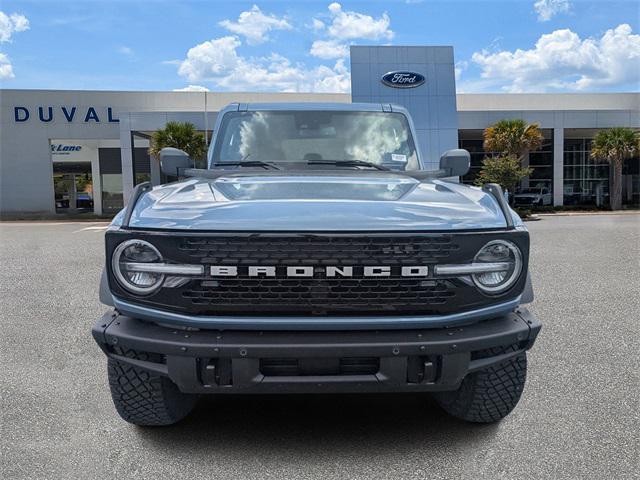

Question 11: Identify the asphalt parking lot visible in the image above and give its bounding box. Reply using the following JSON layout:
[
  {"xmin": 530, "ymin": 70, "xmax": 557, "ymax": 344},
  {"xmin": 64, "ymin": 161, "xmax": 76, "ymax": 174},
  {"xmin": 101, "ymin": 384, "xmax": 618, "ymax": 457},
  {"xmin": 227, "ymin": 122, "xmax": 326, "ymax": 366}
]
[{"xmin": 1, "ymin": 214, "xmax": 638, "ymax": 480}]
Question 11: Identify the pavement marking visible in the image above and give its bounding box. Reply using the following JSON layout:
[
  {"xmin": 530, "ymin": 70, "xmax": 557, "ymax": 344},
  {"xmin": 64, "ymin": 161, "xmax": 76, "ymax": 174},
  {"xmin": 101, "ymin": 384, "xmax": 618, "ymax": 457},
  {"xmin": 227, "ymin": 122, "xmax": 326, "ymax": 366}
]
[
  {"xmin": 72, "ymin": 225, "xmax": 110, "ymax": 233},
  {"xmin": 0, "ymin": 221, "xmax": 111, "ymax": 226}
]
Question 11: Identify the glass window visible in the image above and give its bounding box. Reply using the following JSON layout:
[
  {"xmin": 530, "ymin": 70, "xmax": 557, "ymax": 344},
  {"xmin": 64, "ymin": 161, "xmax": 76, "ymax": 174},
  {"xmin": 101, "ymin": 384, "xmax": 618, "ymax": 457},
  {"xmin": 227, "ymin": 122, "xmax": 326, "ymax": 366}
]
[
  {"xmin": 52, "ymin": 163, "xmax": 93, "ymax": 214},
  {"xmin": 211, "ymin": 111, "xmax": 419, "ymax": 170},
  {"xmin": 458, "ymin": 129, "xmax": 553, "ymax": 194},
  {"xmin": 133, "ymin": 147, "xmax": 151, "ymax": 186},
  {"xmin": 101, "ymin": 174, "xmax": 124, "ymax": 212},
  {"xmin": 98, "ymin": 147, "xmax": 124, "ymax": 212},
  {"xmin": 530, "ymin": 166, "xmax": 553, "ymax": 180},
  {"xmin": 563, "ymin": 136, "xmax": 611, "ymax": 206}
]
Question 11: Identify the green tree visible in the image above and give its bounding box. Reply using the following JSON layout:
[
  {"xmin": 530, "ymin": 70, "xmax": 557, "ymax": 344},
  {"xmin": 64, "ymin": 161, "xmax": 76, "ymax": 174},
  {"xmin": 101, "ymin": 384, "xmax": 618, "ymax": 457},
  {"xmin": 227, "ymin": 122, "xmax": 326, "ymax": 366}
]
[
  {"xmin": 476, "ymin": 119, "xmax": 545, "ymax": 201},
  {"xmin": 148, "ymin": 121, "xmax": 207, "ymax": 162},
  {"xmin": 474, "ymin": 156, "xmax": 533, "ymax": 196},
  {"xmin": 590, "ymin": 127, "xmax": 640, "ymax": 210},
  {"xmin": 483, "ymin": 119, "xmax": 545, "ymax": 161}
]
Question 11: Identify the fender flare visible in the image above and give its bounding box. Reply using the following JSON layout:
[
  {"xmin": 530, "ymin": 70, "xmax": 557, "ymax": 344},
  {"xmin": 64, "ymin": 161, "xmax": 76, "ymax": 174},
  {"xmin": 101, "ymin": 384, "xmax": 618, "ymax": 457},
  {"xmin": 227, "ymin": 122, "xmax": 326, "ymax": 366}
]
[
  {"xmin": 99, "ymin": 267, "xmax": 114, "ymax": 306},
  {"xmin": 521, "ymin": 272, "xmax": 534, "ymax": 304}
]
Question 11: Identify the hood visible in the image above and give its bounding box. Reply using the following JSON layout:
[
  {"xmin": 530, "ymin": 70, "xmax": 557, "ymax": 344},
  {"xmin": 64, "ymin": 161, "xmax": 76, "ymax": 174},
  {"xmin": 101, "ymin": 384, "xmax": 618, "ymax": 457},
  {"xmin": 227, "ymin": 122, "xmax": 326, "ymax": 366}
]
[{"xmin": 124, "ymin": 172, "xmax": 513, "ymax": 231}]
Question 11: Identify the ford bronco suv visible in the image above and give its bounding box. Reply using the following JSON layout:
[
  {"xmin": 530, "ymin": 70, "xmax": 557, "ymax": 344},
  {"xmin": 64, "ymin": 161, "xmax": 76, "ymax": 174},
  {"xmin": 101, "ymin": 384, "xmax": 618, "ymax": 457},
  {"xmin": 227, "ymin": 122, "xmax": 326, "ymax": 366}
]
[{"xmin": 93, "ymin": 103, "xmax": 541, "ymax": 426}]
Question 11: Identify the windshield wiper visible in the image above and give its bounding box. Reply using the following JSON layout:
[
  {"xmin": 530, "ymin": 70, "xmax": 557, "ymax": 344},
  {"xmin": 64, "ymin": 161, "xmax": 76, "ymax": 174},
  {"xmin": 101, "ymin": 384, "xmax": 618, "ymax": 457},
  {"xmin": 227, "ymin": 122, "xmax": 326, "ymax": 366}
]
[
  {"xmin": 306, "ymin": 159, "xmax": 389, "ymax": 171},
  {"xmin": 214, "ymin": 160, "xmax": 282, "ymax": 170}
]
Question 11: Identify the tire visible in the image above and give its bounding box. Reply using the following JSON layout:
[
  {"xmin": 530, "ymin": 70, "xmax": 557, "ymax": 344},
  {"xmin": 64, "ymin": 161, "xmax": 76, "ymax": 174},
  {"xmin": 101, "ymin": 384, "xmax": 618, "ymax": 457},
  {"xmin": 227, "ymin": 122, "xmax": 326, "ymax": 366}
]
[
  {"xmin": 434, "ymin": 345, "xmax": 527, "ymax": 423},
  {"xmin": 107, "ymin": 349, "xmax": 199, "ymax": 426}
]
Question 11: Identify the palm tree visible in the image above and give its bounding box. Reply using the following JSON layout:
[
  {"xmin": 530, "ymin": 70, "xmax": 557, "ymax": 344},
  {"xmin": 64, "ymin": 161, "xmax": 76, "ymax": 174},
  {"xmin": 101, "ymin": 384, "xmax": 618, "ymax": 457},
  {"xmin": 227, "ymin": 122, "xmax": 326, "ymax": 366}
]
[
  {"xmin": 149, "ymin": 121, "xmax": 207, "ymax": 163},
  {"xmin": 483, "ymin": 119, "xmax": 544, "ymax": 161},
  {"xmin": 477, "ymin": 119, "xmax": 544, "ymax": 203},
  {"xmin": 590, "ymin": 127, "xmax": 640, "ymax": 210}
]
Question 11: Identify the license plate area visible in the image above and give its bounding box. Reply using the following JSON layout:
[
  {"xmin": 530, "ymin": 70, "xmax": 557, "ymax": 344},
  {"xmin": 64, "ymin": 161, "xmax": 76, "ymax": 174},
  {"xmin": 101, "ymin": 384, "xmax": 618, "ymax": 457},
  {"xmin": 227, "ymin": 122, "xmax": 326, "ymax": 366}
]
[{"xmin": 259, "ymin": 357, "xmax": 380, "ymax": 376}]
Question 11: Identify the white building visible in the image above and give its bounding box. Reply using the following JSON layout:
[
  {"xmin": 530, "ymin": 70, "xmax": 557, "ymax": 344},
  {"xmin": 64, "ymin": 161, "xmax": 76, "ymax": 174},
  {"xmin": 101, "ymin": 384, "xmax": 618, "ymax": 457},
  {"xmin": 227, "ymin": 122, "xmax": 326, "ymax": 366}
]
[{"xmin": 1, "ymin": 46, "xmax": 638, "ymax": 215}]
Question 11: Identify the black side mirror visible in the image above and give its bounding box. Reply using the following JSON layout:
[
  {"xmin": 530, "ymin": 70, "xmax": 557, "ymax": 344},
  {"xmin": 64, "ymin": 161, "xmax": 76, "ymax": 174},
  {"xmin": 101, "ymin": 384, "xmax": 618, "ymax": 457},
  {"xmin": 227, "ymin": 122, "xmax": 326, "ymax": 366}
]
[
  {"xmin": 439, "ymin": 149, "xmax": 470, "ymax": 177},
  {"xmin": 160, "ymin": 147, "xmax": 193, "ymax": 177}
]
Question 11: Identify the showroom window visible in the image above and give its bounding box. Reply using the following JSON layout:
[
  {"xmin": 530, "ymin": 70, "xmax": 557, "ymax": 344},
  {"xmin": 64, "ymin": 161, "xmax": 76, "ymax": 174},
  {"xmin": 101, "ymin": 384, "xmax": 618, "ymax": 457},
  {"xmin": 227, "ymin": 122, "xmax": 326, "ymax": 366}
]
[
  {"xmin": 131, "ymin": 132, "xmax": 152, "ymax": 185},
  {"xmin": 458, "ymin": 130, "xmax": 496, "ymax": 185},
  {"xmin": 622, "ymin": 151, "xmax": 640, "ymax": 206},
  {"xmin": 99, "ymin": 148, "xmax": 124, "ymax": 212},
  {"xmin": 527, "ymin": 131, "xmax": 553, "ymax": 191},
  {"xmin": 53, "ymin": 163, "xmax": 93, "ymax": 213},
  {"xmin": 458, "ymin": 129, "xmax": 553, "ymax": 194},
  {"xmin": 51, "ymin": 140, "xmax": 95, "ymax": 214},
  {"xmin": 563, "ymin": 138, "xmax": 610, "ymax": 206}
]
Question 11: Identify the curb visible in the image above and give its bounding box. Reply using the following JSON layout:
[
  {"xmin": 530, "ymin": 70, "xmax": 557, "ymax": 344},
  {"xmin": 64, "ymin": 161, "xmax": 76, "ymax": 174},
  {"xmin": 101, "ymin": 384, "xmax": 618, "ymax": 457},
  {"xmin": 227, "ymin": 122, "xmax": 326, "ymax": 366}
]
[{"xmin": 535, "ymin": 211, "xmax": 640, "ymax": 217}]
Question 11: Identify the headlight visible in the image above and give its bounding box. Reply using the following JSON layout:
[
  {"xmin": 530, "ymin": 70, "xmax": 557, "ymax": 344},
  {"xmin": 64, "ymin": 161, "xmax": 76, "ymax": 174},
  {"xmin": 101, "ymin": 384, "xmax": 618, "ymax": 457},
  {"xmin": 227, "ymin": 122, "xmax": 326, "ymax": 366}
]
[
  {"xmin": 472, "ymin": 240, "xmax": 522, "ymax": 294},
  {"xmin": 112, "ymin": 239, "xmax": 165, "ymax": 295}
]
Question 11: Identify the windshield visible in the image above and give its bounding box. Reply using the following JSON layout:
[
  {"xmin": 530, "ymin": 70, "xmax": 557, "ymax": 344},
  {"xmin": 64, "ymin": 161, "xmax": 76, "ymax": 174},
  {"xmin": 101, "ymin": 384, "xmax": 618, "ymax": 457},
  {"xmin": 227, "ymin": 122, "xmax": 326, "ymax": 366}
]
[{"xmin": 209, "ymin": 110, "xmax": 420, "ymax": 171}]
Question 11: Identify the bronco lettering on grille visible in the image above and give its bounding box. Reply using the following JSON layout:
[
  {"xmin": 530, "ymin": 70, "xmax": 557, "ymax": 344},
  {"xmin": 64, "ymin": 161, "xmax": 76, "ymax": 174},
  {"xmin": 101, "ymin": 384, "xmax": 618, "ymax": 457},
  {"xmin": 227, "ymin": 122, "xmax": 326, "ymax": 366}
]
[{"xmin": 210, "ymin": 266, "xmax": 429, "ymax": 277}]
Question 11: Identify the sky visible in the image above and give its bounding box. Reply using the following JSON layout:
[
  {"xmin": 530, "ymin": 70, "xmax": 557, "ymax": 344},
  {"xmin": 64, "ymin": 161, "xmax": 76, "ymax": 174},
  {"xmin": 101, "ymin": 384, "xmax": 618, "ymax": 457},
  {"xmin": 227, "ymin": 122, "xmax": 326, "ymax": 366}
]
[{"xmin": 0, "ymin": 0, "xmax": 638, "ymax": 93}]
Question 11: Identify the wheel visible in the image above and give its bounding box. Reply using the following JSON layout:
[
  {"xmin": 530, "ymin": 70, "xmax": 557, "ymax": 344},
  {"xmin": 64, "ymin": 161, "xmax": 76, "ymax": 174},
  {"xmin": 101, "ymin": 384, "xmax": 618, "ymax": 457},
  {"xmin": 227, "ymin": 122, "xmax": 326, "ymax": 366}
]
[
  {"xmin": 107, "ymin": 349, "xmax": 199, "ymax": 426},
  {"xmin": 434, "ymin": 345, "xmax": 527, "ymax": 423}
]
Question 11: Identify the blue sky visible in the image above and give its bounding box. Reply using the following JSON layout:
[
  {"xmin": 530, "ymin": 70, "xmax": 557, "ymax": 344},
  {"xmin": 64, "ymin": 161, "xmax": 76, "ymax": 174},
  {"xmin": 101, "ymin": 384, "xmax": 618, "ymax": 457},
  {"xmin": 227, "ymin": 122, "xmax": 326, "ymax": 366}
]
[{"xmin": 0, "ymin": 0, "xmax": 638, "ymax": 93}]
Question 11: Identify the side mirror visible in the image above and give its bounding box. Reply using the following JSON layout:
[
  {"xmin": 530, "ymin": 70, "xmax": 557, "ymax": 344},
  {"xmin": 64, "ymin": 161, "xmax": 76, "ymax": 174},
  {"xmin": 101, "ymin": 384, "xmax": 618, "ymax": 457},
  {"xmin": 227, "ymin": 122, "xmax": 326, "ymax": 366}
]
[
  {"xmin": 439, "ymin": 149, "xmax": 470, "ymax": 177},
  {"xmin": 160, "ymin": 147, "xmax": 193, "ymax": 177}
]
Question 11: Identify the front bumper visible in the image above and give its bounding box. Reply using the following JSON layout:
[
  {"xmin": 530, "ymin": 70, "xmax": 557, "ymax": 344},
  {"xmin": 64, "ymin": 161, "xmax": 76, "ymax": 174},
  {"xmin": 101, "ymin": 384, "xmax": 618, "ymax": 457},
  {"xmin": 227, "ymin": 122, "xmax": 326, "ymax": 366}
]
[{"xmin": 92, "ymin": 308, "xmax": 541, "ymax": 394}]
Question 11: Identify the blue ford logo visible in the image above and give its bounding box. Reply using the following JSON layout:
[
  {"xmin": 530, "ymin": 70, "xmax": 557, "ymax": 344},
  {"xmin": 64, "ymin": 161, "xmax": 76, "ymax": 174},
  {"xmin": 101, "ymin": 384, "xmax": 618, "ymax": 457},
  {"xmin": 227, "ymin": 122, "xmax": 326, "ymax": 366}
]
[{"xmin": 381, "ymin": 71, "xmax": 425, "ymax": 88}]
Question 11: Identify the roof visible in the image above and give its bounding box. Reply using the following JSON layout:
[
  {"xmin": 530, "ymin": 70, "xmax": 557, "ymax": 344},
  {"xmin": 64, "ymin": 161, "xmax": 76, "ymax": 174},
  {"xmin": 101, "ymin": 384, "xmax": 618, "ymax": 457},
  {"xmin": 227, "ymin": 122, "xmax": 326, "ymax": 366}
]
[
  {"xmin": 240, "ymin": 102, "xmax": 387, "ymax": 112},
  {"xmin": 456, "ymin": 93, "xmax": 639, "ymax": 111}
]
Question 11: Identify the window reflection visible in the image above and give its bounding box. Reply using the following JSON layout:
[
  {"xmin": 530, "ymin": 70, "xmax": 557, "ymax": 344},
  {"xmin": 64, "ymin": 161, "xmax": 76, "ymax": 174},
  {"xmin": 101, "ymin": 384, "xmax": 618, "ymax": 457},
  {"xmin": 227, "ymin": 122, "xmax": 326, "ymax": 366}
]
[{"xmin": 212, "ymin": 111, "xmax": 419, "ymax": 170}]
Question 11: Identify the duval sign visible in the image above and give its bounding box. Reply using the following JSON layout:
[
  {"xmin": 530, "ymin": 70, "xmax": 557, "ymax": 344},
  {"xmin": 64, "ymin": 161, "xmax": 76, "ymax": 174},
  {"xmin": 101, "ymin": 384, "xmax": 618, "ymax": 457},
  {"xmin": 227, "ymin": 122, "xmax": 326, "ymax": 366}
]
[
  {"xmin": 381, "ymin": 71, "xmax": 426, "ymax": 88},
  {"xmin": 14, "ymin": 106, "xmax": 119, "ymax": 123}
]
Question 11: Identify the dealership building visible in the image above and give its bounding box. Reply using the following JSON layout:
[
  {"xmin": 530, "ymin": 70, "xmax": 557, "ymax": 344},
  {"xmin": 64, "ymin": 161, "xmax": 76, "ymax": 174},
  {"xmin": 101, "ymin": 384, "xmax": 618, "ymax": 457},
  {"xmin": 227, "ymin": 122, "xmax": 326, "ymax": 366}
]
[{"xmin": 1, "ymin": 45, "xmax": 638, "ymax": 216}]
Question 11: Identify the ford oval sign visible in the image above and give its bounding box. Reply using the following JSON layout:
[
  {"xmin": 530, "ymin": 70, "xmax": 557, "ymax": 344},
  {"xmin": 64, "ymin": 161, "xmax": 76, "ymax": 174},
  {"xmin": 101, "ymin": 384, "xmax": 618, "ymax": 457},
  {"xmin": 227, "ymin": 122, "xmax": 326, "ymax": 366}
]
[{"xmin": 381, "ymin": 71, "xmax": 425, "ymax": 89}]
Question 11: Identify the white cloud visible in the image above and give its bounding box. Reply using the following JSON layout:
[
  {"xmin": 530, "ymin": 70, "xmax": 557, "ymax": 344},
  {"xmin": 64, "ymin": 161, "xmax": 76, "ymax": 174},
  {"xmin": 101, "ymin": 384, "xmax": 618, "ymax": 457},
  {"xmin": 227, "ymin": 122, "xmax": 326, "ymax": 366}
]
[
  {"xmin": 219, "ymin": 5, "xmax": 291, "ymax": 45},
  {"xmin": 0, "ymin": 11, "xmax": 29, "ymax": 43},
  {"xmin": 0, "ymin": 52, "xmax": 14, "ymax": 79},
  {"xmin": 173, "ymin": 85, "xmax": 210, "ymax": 92},
  {"xmin": 310, "ymin": 58, "xmax": 351, "ymax": 93},
  {"xmin": 323, "ymin": 3, "xmax": 393, "ymax": 41},
  {"xmin": 310, "ymin": 39, "xmax": 349, "ymax": 59},
  {"xmin": 311, "ymin": 18, "xmax": 325, "ymax": 31},
  {"xmin": 177, "ymin": 35, "xmax": 350, "ymax": 93},
  {"xmin": 118, "ymin": 46, "xmax": 134, "ymax": 56},
  {"xmin": 308, "ymin": 3, "xmax": 393, "ymax": 60},
  {"xmin": 533, "ymin": 0, "xmax": 570, "ymax": 22},
  {"xmin": 471, "ymin": 24, "xmax": 640, "ymax": 92},
  {"xmin": 178, "ymin": 36, "xmax": 242, "ymax": 82},
  {"xmin": 176, "ymin": 5, "xmax": 381, "ymax": 93}
]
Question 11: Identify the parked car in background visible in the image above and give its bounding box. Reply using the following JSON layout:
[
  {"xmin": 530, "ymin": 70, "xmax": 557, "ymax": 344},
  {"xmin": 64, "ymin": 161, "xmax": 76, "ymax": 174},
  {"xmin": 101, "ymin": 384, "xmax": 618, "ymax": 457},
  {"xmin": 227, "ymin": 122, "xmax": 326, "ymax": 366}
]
[{"xmin": 514, "ymin": 187, "xmax": 552, "ymax": 206}]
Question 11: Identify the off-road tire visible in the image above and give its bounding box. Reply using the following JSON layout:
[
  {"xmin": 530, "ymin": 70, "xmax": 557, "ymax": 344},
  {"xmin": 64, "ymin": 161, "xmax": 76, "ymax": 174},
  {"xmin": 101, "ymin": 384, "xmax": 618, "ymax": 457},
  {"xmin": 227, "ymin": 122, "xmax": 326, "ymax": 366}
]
[
  {"xmin": 107, "ymin": 349, "xmax": 198, "ymax": 426},
  {"xmin": 434, "ymin": 346, "xmax": 527, "ymax": 423}
]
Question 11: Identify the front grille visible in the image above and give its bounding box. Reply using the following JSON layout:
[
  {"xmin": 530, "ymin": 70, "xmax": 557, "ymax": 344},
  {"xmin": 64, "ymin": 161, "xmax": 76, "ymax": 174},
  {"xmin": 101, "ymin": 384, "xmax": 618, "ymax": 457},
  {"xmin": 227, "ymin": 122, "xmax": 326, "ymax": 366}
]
[
  {"xmin": 178, "ymin": 235, "xmax": 460, "ymax": 315},
  {"xmin": 178, "ymin": 235, "xmax": 460, "ymax": 264},
  {"xmin": 183, "ymin": 278, "xmax": 456, "ymax": 314},
  {"xmin": 106, "ymin": 231, "xmax": 530, "ymax": 317}
]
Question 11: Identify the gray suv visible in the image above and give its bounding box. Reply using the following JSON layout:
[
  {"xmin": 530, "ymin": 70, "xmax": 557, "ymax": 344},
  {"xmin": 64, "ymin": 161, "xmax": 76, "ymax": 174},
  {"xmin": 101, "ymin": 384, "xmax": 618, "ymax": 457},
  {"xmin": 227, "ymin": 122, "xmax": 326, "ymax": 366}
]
[{"xmin": 93, "ymin": 103, "xmax": 541, "ymax": 426}]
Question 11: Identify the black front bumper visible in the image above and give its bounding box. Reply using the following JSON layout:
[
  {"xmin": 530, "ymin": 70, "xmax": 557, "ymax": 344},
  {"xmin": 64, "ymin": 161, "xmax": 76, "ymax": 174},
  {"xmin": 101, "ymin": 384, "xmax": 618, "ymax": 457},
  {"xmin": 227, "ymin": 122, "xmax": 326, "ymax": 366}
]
[{"xmin": 92, "ymin": 309, "xmax": 541, "ymax": 394}]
